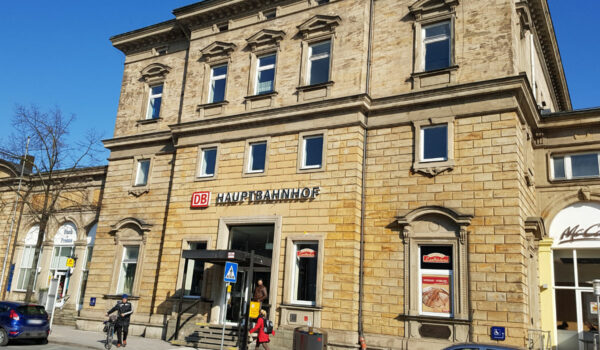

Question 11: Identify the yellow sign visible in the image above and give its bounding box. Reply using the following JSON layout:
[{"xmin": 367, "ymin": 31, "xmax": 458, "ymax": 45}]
[
  {"xmin": 66, "ymin": 258, "xmax": 75, "ymax": 268},
  {"xmin": 249, "ymin": 301, "xmax": 261, "ymax": 319},
  {"xmin": 227, "ymin": 284, "xmax": 232, "ymax": 293}
]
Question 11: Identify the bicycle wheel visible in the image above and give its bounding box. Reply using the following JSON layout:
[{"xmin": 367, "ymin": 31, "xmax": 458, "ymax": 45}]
[{"xmin": 105, "ymin": 325, "xmax": 113, "ymax": 350}]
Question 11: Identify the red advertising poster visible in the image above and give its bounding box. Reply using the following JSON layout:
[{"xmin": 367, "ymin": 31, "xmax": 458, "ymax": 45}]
[{"xmin": 421, "ymin": 274, "xmax": 451, "ymax": 315}]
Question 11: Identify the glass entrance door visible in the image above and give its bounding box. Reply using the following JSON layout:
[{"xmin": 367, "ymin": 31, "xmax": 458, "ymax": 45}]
[
  {"xmin": 225, "ymin": 270, "xmax": 247, "ymax": 324},
  {"xmin": 554, "ymin": 249, "xmax": 600, "ymax": 350}
]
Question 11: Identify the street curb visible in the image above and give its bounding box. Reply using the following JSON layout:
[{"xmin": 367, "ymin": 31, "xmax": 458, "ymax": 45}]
[{"xmin": 49, "ymin": 338, "xmax": 104, "ymax": 350}]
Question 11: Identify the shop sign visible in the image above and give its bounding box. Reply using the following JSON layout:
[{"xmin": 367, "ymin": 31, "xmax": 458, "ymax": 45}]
[
  {"xmin": 423, "ymin": 252, "xmax": 449, "ymax": 263},
  {"xmin": 550, "ymin": 203, "xmax": 600, "ymax": 248},
  {"xmin": 297, "ymin": 248, "xmax": 316, "ymax": 258},
  {"xmin": 191, "ymin": 187, "xmax": 321, "ymax": 208},
  {"xmin": 421, "ymin": 274, "xmax": 451, "ymax": 315},
  {"xmin": 191, "ymin": 191, "xmax": 211, "ymax": 208}
]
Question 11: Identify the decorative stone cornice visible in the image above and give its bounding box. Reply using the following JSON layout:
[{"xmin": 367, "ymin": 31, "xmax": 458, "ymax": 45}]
[
  {"xmin": 109, "ymin": 217, "xmax": 152, "ymax": 234},
  {"xmin": 141, "ymin": 63, "xmax": 171, "ymax": 85},
  {"xmin": 200, "ymin": 41, "xmax": 237, "ymax": 62},
  {"xmin": 246, "ymin": 29, "xmax": 286, "ymax": 52},
  {"xmin": 173, "ymin": 0, "xmax": 287, "ymax": 29},
  {"xmin": 110, "ymin": 20, "xmax": 187, "ymax": 55},
  {"xmin": 524, "ymin": 216, "xmax": 546, "ymax": 240},
  {"xmin": 297, "ymin": 15, "xmax": 341, "ymax": 40},
  {"xmin": 408, "ymin": 0, "xmax": 459, "ymax": 19}
]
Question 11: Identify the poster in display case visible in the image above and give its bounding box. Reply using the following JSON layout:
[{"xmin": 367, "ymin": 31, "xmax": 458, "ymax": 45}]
[{"xmin": 419, "ymin": 245, "xmax": 453, "ymax": 317}]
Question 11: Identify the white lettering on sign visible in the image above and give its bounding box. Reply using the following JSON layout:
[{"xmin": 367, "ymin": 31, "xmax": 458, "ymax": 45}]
[
  {"xmin": 422, "ymin": 253, "xmax": 449, "ymax": 263},
  {"xmin": 54, "ymin": 223, "xmax": 77, "ymax": 246},
  {"xmin": 550, "ymin": 202, "xmax": 600, "ymax": 248},
  {"xmin": 215, "ymin": 187, "xmax": 320, "ymax": 204},
  {"xmin": 297, "ymin": 248, "xmax": 316, "ymax": 258},
  {"xmin": 191, "ymin": 191, "xmax": 211, "ymax": 208}
]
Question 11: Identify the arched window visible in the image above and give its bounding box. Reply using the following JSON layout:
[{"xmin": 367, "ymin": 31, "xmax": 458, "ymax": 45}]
[
  {"xmin": 50, "ymin": 222, "xmax": 77, "ymax": 301},
  {"xmin": 16, "ymin": 226, "xmax": 40, "ymax": 291}
]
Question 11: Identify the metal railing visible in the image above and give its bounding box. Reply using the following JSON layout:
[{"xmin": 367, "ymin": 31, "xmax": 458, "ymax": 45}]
[{"xmin": 528, "ymin": 329, "xmax": 551, "ymax": 350}]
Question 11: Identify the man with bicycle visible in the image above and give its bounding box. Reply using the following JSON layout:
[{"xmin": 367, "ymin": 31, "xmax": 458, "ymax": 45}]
[{"xmin": 106, "ymin": 294, "xmax": 133, "ymax": 348}]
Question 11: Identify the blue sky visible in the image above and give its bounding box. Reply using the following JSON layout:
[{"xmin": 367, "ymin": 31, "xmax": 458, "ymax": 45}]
[{"xmin": 0, "ymin": 1, "xmax": 598, "ymax": 163}]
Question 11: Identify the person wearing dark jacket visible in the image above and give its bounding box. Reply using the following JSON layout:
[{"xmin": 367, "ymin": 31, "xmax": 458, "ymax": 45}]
[
  {"xmin": 252, "ymin": 279, "xmax": 268, "ymax": 303},
  {"xmin": 106, "ymin": 294, "xmax": 133, "ymax": 348}
]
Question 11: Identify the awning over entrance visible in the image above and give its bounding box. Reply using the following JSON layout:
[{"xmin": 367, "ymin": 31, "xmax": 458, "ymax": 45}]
[{"xmin": 181, "ymin": 249, "xmax": 271, "ymax": 268}]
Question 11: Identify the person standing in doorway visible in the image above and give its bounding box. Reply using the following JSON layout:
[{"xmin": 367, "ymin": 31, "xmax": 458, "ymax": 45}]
[
  {"xmin": 106, "ymin": 294, "xmax": 133, "ymax": 348},
  {"xmin": 249, "ymin": 309, "xmax": 271, "ymax": 350},
  {"xmin": 252, "ymin": 279, "xmax": 268, "ymax": 303}
]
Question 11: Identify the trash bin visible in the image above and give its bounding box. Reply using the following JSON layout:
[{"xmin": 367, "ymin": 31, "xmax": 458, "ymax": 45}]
[{"xmin": 293, "ymin": 326, "xmax": 327, "ymax": 350}]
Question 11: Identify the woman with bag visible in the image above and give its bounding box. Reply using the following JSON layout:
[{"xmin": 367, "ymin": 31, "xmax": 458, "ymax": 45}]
[{"xmin": 249, "ymin": 309, "xmax": 271, "ymax": 350}]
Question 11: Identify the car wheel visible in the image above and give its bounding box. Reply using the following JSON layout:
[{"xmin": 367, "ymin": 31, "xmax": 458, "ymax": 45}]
[
  {"xmin": 36, "ymin": 337, "xmax": 48, "ymax": 345},
  {"xmin": 0, "ymin": 328, "xmax": 8, "ymax": 346}
]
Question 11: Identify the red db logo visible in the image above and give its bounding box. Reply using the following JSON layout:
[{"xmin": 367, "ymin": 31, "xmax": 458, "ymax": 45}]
[{"xmin": 191, "ymin": 192, "xmax": 211, "ymax": 208}]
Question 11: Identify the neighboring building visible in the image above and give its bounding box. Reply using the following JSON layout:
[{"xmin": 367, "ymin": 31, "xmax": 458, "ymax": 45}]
[
  {"xmin": 0, "ymin": 161, "xmax": 106, "ymax": 326},
  {"xmin": 62, "ymin": 0, "xmax": 599, "ymax": 350}
]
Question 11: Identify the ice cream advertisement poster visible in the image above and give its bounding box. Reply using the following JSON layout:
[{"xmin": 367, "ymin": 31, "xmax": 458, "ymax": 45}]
[{"xmin": 421, "ymin": 273, "xmax": 451, "ymax": 315}]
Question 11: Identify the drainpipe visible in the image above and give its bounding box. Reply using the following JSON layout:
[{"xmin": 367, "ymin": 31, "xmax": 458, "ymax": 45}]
[
  {"xmin": 0, "ymin": 137, "xmax": 30, "ymax": 294},
  {"xmin": 358, "ymin": 0, "xmax": 374, "ymax": 348}
]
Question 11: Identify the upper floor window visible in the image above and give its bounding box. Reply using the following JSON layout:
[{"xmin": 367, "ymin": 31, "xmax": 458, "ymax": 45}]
[
  {"xmin": 209, "ymin": 64, "xmax": 228, "ymax": 103},
  {"xmin": 135, "ymin": 159, "xmax": 150, "ymax": 186},
  {"xmin": 307, "ymin": 41, "xmax": 331, "ymax": 85},
  {"xmin": 199, "ymin": 147, "xmax": 217, "ymax": 178},
  {"xmin": 248, "ymin": 141, "xmax": 267, "ymax": 173},
  {"xmin": 421, "ymin": 124, "xmax": 448, "ymax": 162},
  {"xmin": 552, "ymin": 152, "xmax": 600, "ymax": 180},
  {"xmin": 146, "ymin": 85, "xmax": 163, "ymax": 120},
  {"xmin": 256, "ymin": 54, "xmax": 276, "ymax": 95},
  {"xmin": 302, "ymin": 135, "xmax": 324, "ymax": 169},
  {"xmin": 423, "ymin": 21, "xmax": 451, "ymax": 71}
]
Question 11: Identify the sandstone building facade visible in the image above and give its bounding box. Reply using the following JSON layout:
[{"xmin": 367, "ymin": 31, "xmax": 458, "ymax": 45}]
[{"xmin": 20, "ymin": 0, "xmax": 593, "ymax": 349}]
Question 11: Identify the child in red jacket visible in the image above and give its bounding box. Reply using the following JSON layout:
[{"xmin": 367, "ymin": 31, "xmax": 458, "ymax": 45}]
[{"xmin": 249, "ymin": 309, "xmax": 271, "ymax": 349}]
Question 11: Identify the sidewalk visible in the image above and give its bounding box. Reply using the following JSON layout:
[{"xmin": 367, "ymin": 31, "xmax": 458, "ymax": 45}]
[{"xmin": 49, "ymin": 325, "xmax": 197, "ymax": 350}]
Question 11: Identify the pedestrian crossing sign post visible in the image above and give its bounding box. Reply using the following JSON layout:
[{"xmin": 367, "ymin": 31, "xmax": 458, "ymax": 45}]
[{"xmin": 223, "ymin": 261, "xmax": 238, "ymax": 283}]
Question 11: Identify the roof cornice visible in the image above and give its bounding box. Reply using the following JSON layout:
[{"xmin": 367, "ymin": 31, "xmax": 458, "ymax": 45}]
[
  {"xmin": 110, "ymin": 20, "xmax": 187, "ymax": 55},
  {"xmin": 527, "ymin": 0, "xmax": 572, "ymax": 111}
]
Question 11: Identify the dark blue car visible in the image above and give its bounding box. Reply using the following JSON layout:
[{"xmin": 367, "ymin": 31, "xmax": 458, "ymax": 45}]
[
  {"xmin": 444, "ymin": 344, "xmax": 522, "ymax": 350},
  {"xmin": 0, "ymin": 302, "xmax": 49, "ymax": 346}
]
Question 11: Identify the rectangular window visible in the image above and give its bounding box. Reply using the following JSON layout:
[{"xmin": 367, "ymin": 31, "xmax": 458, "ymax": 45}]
[
  {"xmin": 419, "ymin": 245, "xmax": 453, "ymax": 317},
  {"xmin": 423, "ymin": 21, "xmax": 451, "ymax": 71},
  {"xmin": 217, "ymin": 22, "xmax": 229, "ymax": 32},
  {"xmin": 421, "ymin": 124, "xmax": 448, "ymax": 162},
  {"xmin": 16, "ymin": 246, "xmax": 35, "ymax": 291},
  {"xmin": 135, "ymin": 159, "xmax": 150, "ymax": 186},
  {"xmin": 184, "ymin": 242, "xmax": 207, "ymax": 297},
  {"xmin": 209, "ymin": 64, "xmax": 228, "ymax": 103},
  {"xmin": 552, "ymin": 153, "xmax": 600, "ymax": 180},
  {"xmin": 292, "ymin": 242, "xmax": 318, "ymax": 305},
  {"xmin": 51, "ymin": 246, "xmax": 74, "ymax": 269},
  {"xmin": 307, "ymin": 41, "xmax": 331, "ymax": 85},
  {"xmin": 199, "ymin": 147, "xmax": 217, "ymax": 177},
  {"xmin": 255, "ymin": 54, "xmax": 276, "ymax": 95},
  {"xmin": 302, "ymin": 135, "xmax": 324, "ymax": 169},
  {"xmin": 117, "ymin": 246, "xmax": 139, "ymax": 295},
  {"xmin": 146, "ymin": 85, "xmax": 163, "ymax": 120},
  {"xmin": 248, "ymin": 141, "xmax": 267, "ymax": 173},
  {"xmin": 263, "ymin": 9, "xmax": 276, "ymax": 19}
]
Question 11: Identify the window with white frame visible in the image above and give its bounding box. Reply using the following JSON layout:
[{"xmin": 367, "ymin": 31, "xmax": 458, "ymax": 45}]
[
  {"xmin": 248, "ymin": 141, "xmax": 267, "ymax": 173},
  {"xmin": 421, "ymin": 124, "xmax": 448, "ymax": 162},
  {"xmin": 552, "ymin": 152, "xmax": 600, "ymax": 180},
  {"xmin": 301, "ymin": 134, "xmax": 324, "ymax": 169},
  {"xmin": 292, "ymin": 241, "xmax": 319, "ymax": 305},
  {"xmin": 183, "ymin": 242, "xmax": 207, "ymax": 297},
  {"xmin": 199, "ymin": 147, "xmax": 218, "ymax": 177},
  {"xmin": 307, "ymin": 41, "xmax": 331, "ymax": 85},
  {"xmin": 117, "ymin": 246, "xmax": 139, "ymax": 295},
  {"xmin": 208, "ymin": 64, "xmax": 228, "ymax": 103},
  {"xmin": 423, "ymin": 21, "xmax": 451, "ymax": 71},
  {"xmin": 255, "ymin": 54, "xmax": 276, "ymax": 95},
  {"xmin": 146, "ymin": 85, "xmax": 163, "ymax": 119},
  {"xmin": 16, "ymin": 246, "xmax": 36, "ymax": 291},
  {"xmin": 135, "ymin": 159, "xmax": 150, "ymax": 186}
]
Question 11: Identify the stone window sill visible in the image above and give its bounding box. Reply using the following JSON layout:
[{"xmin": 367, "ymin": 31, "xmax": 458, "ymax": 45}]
[
  {"xmin": 280, "ymin": 303, "xmax": 322, "ymax": 311},
  {"xmin": 411, "ymin": 65, "xmax": 459, "ymax": 89},
  {"xmin": 128, "ymin": 186, "xmax": 149, "ymax": 197},
  {"xmin": 244, "ymin": 91, "xmax": 278, "ymax": 100},
  {"xmin": 136, "ymin": 118, "xmax": 161, "ymax": 125},
  {"xmin": 296, "ymin": 81, "xmax": 334, "ymax": 92},
  {"xmin": 412, "ymin": 160, "xmax": 455, "ymax": 176},
  {"xmin": 396, "ymin": 314, "xmax": 471, "ymax": 325},
  {"xmin": 196, "ymin": 100, "xmax": 229, "ymax": 111},
  {"xmin": 104, "ymin": 294, "xmax": 140, "ymax": 301}
]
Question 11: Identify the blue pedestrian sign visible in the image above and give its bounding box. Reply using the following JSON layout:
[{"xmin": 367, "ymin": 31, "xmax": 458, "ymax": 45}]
[
  {"xmin": 224, "ymin": 262, "xmax": 238, "ymax": 283},
  {"xmin": 491, "ymin": 326, "xmax": 505, "ymax": 341}
]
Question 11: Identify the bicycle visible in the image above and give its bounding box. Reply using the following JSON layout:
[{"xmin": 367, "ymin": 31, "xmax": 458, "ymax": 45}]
[{"xmin": 103, "ymin": 314, "xmax": 118, "ymax": 350}]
